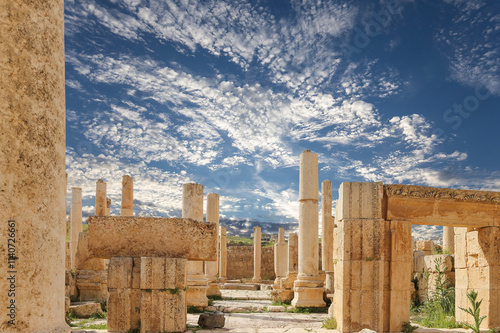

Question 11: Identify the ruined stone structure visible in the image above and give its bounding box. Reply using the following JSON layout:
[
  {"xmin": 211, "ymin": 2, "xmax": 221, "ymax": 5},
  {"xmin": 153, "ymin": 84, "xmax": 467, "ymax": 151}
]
[
  {"xmin": 332, "ymin": 182, "xmax": 500, "ymax": 332},
  {"xmin": 0, "ymin": 0, "xmax": 68, "ymax": 331},
  {"xmin": 219, "ymin": 227, "xmax": 228, "ymax": 283},
  {"xmin": 292, "ymin": 150, "xmax": 326, "ymax": 307},
  {"xmin": 75, "ymin": 180, "xmax": 109, "ymax": 302},
  {"xmin": 416, "ymin": 239, "xmax": 435, "ymax": 255},
  {"xmin": 183, "ymin": 183, "xmax": 209, "ymax": 307},
  {"xmin": 226, "ymin": 246, "xmax": 275, "ymax": 280},
  {"xmin": 88, "ymin": 215, "xmax": 217, "ymax": 332},
  {"xmin": 252, "ymin": 226, "xmax": 262, "ymax": 283},
  {"xmin": 205, "ymin": 193, "xmax": 221, "ymax": 296},
  {"xmin": 413, "ymin": 253, "xmax": 454, "ymax": 303}
]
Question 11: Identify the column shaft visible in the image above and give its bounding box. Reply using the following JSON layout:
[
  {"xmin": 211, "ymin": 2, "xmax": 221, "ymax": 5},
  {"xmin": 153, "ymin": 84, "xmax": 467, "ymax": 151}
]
[
  {"xmin": 121, "ymin": 175, "xmax": 133, "ymax": 216},
  {"xmin": 292, "ymin": 150, "xmax": 325, "ymax": 308},
  {"xmin": 95, "ymin": 180, "xmax": 107, "ymax": 216},
  {"xmin": 219, "ymin": 227, "xmax": 227, "ymax": 283},
  {"xmin": 321, "ymin": 180, "xmax": 334, "ymax": 272},
  {"xmin": 0, "ymin": 0, "xmax": 68, "ymax": 330},
  {"xmin": 70, "ymin": 188, "xmax": 83, "ymax": 270},
  {"xmin": 443, "ymin": 226, "xmax": 454, "ymax": 254},
  {"xmin": 205, "ymin": 193, "xmax": 221, "ymax": 296},
  {"xmin": 252, "ymin": 226, "xmax": 262, "ymax": 282}
]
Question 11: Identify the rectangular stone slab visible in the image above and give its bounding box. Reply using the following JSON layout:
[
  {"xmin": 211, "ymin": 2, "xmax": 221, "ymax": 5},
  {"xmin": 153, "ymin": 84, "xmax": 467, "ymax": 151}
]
[
  {"xmin": 88, "ymin": 216, "xmax": 217, "ymax": 260},
  {"xmin": 384, "ymin": 184, "xmax": 500, "ymax": 228}
]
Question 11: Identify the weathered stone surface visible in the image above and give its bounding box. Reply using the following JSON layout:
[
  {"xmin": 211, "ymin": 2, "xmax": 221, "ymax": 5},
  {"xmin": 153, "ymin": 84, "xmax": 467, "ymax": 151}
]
[
  {"xmin": 107, "ymin": 288, "xmax": 141, "ymax": 332},
  {"xmin": 384, "ymin": 184, "xmax": 500, "ymax": 228},
  {"xmin": 336, "ymin": 182, "xmax": 384, "ymax": 221},
  {"xmin": 198, "ymin": 311, "xmax": 225, "ymax": 329},
  {"xmin": 69, "ymin": 302, "xmax": 104, "ymax": 319},
  {"xmin": 141, "ymin": 289, "xmax": 186, "ymax": 332},
  {"xmin": 0, "ymin": 0, "xmax": 67, "ymax": 331},
  {"xmin": 95, "ymin": 180, "xmax": 107, "ymax": 216},
  {"xmin": 140, "ymin": 257, "xmax": 187, "ymax": 290},
  {"xmin": 108, "ymin": 257, "xmax": 134, "ymax": 289},
  {"xmin": 416, "ymin": 240, "xmax": 434, "ymax": 255},
  {"xmin": 88, "ymin": 216, "xmax": 217, "ymax": 260}
]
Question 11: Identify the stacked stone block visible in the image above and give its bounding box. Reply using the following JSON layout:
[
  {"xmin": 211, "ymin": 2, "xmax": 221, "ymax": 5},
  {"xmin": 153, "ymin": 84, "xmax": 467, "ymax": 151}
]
[
  {"xmin": 333, "ymin": 182, "xmax": 411, "ymax": 332},
  {"xmin": 455, "ymin": 226, "xmax": 500, "ymax": 329}
]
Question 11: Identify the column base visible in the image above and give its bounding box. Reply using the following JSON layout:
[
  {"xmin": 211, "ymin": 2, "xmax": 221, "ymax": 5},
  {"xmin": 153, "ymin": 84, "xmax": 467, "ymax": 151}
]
[
  {"xmin": 206, "ymin": 283, "xmax": 222, "ymax": 297},
  {"xmin": 252, "ymin": 277, "xmax": 262, "ymax": 283},
  {"xmin": 271, "ymin": 289, "xmax": 294, "ymax": 303},
  {"xmin": 218, "ymin": 277, "xmax": 227, "ymax": 283},
  {"xmin": 292, "ymin": 278, "xmax": 326, "ymax": 308},
  {"xmin": 186, "ymin": 284, "xmax": 209, "ymax": 307}
]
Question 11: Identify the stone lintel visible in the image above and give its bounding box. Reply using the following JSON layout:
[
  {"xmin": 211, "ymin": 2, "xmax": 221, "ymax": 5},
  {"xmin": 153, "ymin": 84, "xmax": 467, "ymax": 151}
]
[
  {"xmin": 384, "ymin": 184, "xmax": 500, "ymax": 228},
  {"xmin": 88, "ymin": 216, "xmax": 217, "ymax": 260}
]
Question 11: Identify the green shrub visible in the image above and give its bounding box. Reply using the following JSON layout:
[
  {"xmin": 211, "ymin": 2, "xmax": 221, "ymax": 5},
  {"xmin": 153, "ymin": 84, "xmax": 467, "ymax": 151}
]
[
  {"xmin": 321, "ymin": 317, "xmax": 337, "ymax": 329},
  {"xmin": 402, "ymin": 321, "xmax": 418, "ymax": 333}
]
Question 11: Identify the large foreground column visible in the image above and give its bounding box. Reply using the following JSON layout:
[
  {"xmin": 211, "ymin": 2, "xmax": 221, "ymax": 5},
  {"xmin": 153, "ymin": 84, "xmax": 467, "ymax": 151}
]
[
  {"xmin": 219, "ymin": 227, "xmax": 227, "ymax": 283},
  {"xmin": 292, "ymin": 150, "xmax": 325, "ymax": 307},
  {"xmin": 205, "ymin": 193, "xmax": 221, "ymax": 296},
  {"xmin": 443, "ymin": 226, "xmax": 454, "ymax": 254},
  {"xmin": 183, "ymin": 183, "xmax": 208, "ymax": 307},
  {"xmin": 321, "ymin": 180, "xmax": 334, "ymax": 272},
  {"xmin": 0, "ymin": 0, "xmax": 68, "ymax": 331},
  {"xmin": 70, "ymin": 188, "xmax": 83, "ymax": 270},
  {"xmin": 252, "ymin": 226, "xmax": 262, "ymax": 283},
  {"xmin": 121, "ymin": 175, "xmax": 133, "ymax": 216}
]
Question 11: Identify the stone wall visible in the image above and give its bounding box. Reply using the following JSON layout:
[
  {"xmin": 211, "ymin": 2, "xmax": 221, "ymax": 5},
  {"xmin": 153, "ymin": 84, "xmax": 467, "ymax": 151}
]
[
  {"xmin": 227, "ymin": 246, "xmax": 275, "ymax": 280},
  {"xmin": 413, "ymin": 253, "xmax": 455, "ymax": 303}
]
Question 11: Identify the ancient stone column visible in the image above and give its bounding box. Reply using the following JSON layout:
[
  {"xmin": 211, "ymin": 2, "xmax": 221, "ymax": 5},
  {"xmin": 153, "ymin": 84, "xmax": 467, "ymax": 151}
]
[
  {"xmin": 70, "ymin": 188, "xmax": 83, "ymax": 270},
  {"xmin": 219, "ymin": 227, "xmax": 227, "ymax": 283},
  {"xmin": 106, "ymin": 198, "xmax": 112, "ymax": 216},
  {"xmin": 252, "ymin": 226, "xmax": 262, "ymax": 283},
  {"xmin": 95, "ymin": 179, "xmax": 107, "ymax": 216},
  {"xmin": 274, "ymin": 228, "xmax": 288, "ymax": 287},
  {"xmin": 443, "ymin": 226, "xmax": 454, "ymax": 254},
  {"xmin": 121, "ymin": 175, "xmax": 133, "ymax": 216},
  {"xmin": 292, "ymin": 150, "xmax": 325, "ymax": 307},
  {"xmin": 0, "ymin": 0, "xmax": 68, "ymax": 330},
  {"xmin": 288, "ymin": 232, "xmax": 299, "ymax": 273},
  {"xmin": 183, "ymin": 183, "xmax": 208, "ymax": 307},
  {"xmin": 321, "ymin": 180, "xmax": 334, "ymax": 272},
  {"xmin": 205, "ymin": 193, "xmax": 221, "ymax": 296}
]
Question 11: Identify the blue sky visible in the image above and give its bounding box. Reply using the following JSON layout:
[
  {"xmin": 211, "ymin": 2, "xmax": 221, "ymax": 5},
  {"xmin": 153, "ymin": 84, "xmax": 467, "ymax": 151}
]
[{"xmin": 64, "ymin": 0, "xmax": 500, "ymax": 239}]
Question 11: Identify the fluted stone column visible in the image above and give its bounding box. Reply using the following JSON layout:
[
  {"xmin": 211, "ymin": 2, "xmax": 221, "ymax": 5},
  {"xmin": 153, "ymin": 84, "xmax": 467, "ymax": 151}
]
[
  {"xmin": 292, "ymin": 150, "xmax": 325, "ymax": 307},
  {"xmin": 219, "ymin": 227, "xmax": 227, "ymax": 283},
  {"xmin": 443, "ymin": 226, "xmax": 454, "ymax": 254},
  {"xmin": 70, "ymin": 188, "xmax": 83, "ymax": 270},
  {"xmin": 106, "ymin": 198, "xmax": 111, "ymax": 216},
  {"xmin": 205, "ymin": 193, "xmax": 221, "ymax": 296},
  {"xmin": 252, "ymin": 226, "xmax": 262, "ymax": 283},
  {"xmin": 95, "ymin": 180, "xmax": 107, "ymax": 216},
  {"xmin": 273, "ymin": 228, "xmax": 288, "ymax": 288},
  {"xmin": 321, "ymin": 180, "xmax": 334, "ymax": 272},
  {"xmin": 183, "ymin": 183, "xmax": 208, "ymax": 307},
  {"xmin": 121, "ymin": 175, "xmax": 133, "ymax": 216},
  {"xmin": 0, "ymin": 0, "xmax": 68, "ymax": 330}
]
